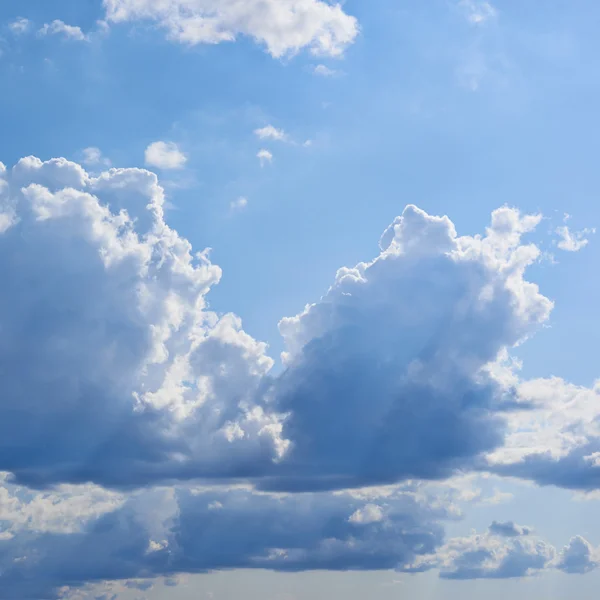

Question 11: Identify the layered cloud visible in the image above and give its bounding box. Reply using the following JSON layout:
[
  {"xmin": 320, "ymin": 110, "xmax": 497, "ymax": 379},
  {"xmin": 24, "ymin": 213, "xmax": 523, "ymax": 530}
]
[
  {"xmin": 0, "ymin": 485, "xmax": 447, "ymax": 599},
  {"xmin": 1, "ymin": 154, "xmax": 600, "ymax": 598},
  {"xmin": 102, "ymin": 0, "xmax": 359, "ymax": 58}
]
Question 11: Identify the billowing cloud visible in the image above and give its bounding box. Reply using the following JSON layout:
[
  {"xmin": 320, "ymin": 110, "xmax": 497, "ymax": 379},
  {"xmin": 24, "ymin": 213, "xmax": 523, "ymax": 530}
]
[
  {"xmin": 557, "ymin": 536, "xmax": 599, "ymax": 574},
  {"xmin": 266, "ymin": 205, "xmax": 552, "ymax": 491},
  {"xmin": 0, "ymin": 158, "xmax": 560, "ymax": 494},
  {"xmin": 144, "ymin": 141, "xmax": 188, "ymax": 170},
  {"xmin": 0, "ymin": 156, "xmax": 284, "ymax": 489},
  {"xmin": 102, "ymin": 0, "xmax": 359, "ymax": 58}
]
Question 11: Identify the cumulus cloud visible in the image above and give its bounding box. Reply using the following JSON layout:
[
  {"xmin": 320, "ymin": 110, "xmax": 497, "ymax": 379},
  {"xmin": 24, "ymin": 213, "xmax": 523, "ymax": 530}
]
[
  {"xmin": 38, "ymin": 20, "xmax": 87, "ymax": 41},
  {"xmin": 267, "ymin": 205, "xmax": 552, "ymax": 491},
  {"xmin": 408, "ymin": 530, "xmax": 555, "ymax": 579},
  {"xmin": 9, "ymin": 17, "xmax": 31, "ymax": 35},
  {"xmin": 489, "ymin": 521, "xmax": 532, "ymax": 537},
  {"xmin": 557, "ymin": 536, "xmax": 599, "ymax": 574},
  {"xmin": 102, "ymin": 0, "xmax": 359, "ymax": 58},
  {"xmin": 145, "ymin": 141, "xmax": 188, "ymax": 170},
  {"xmin": 555, "ymin": 222, "xmax": 595, "ymax": 252},
  {"xmin": 0, "ymin": 156, "xmax": 284, "ymax": 489},
  {"xmin": 257, "ymin": 149, "xmax": 273, "ymax": 166},
  {"xmin": 254, "ymin": 125, "xmax": 288, "ymax": 142},
  {"xmin": 0, "ymin": 160, "xmax": 560, "ymax": 495},
  {"xmin": 487, "ymin": 377, "xmax": 600, "ymax": 491}
]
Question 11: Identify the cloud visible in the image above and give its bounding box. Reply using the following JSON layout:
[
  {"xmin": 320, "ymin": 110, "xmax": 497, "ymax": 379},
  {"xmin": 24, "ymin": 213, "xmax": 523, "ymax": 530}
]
[
  {"xmin": 0, "ymin": 486, "xmax": 447, "ymax": 598},
  {"xmin": 557, "ymin": 536, "xmax": 599, "ymax": 574},
  {"xmin": 266, "ymin": 205, "xmax": 552, "ymax": 491},
  {"xmin": 9, "ymin": 18, "xmax": 31, "ymax": 35},
  {"xmin": 487, "ymin": 377, "xmax": 600, "ymax": 491},
  {"xmin": 102, "ymin": 0, "xmax": 359, "ymax": 58},
  {"xmin": 230, "ymin": 197, "xmax": 248, "ymax": 212},
  {"xmin": 409, "ymin": 530, "xmax": 556, "ymax": 579},
  {"xmin": 38, "ymin": 20, "xmax": 87, "ymax": 41},
  {"xmin": 145, "ymin": 141, "xmax": 188, "ymax": 170},
  {"xmin": 82, "ymin": 147, "xmax": 112, "ymax": 168},
  {"xmin": 312, "ymin": 64, "xmax": 339, "ymax": 77},
  {"xmin": 458, "ymin": 0, "xmax": 498, "ymax": 25},
  {"xmin": 257, "ymin": 149, "xmax": 273, "ymax": 166},
  {"xmin": 254, "ymin": 125, "xmax": 288, "ymax": 142},
  {"xmin": 555, "ymin": 223, "xmax": 595, "ymax": 252},
  {"xmin": 0, "ymin": 156, "xmax": 284, "ymax": 489},
  {"xmin": 489, "ymin": 521, "xmax": 532, "ymax": 537},
  {"xmin": 0, "ymin": 160, "xmax": 560, "ymax": 494}
]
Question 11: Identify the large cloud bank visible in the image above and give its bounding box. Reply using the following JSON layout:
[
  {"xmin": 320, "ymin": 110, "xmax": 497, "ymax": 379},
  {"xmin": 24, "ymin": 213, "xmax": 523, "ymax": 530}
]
[{"xmin": 1, "ymin": 155, "xmax": 599, "ymax": 598}]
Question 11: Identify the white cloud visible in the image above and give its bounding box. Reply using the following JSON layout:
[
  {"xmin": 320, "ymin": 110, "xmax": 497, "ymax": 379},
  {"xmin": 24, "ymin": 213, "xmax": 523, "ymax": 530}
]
[
  {"xmin": 230, "ymin": 196, "xmax": 248, "ymax": 212},
  {"xmin": 103, "ymin": 0, "xmax": 359, "ymax": 58},
  {"xmin": 145, "ymin": 141, "xmax": 188, "ymax": 170},
  {"xmin": 38, "ymin": 20, "xmax": 88, "ymax": 41},
  {"xmin": 9, "ymin": 17, "xmax": 31, "ymax": 35},
  {"xmin": 459, "ymin": 0, "xmax": 498, "ymax": 25},
  {"xmin": 254, "ymin": 125, "xmax": 288, "ymax": 142},
  {"xmin": 313, "ymin": 64, "xmax": 338, "ymax": 77},
  {"xmin": 556, "ymin": 222, "xmax": 595, "ymax": 252},
  {"xmin": 349, "ymin": 503, "xmax": 385, "ymax": 524},
  {"xmin": 257, "ymin": 149, "xmax": 273, "ymax": 166},
  {"xmin": 82, "ymin": 147, "xmax": 111, "ymax": 167}
]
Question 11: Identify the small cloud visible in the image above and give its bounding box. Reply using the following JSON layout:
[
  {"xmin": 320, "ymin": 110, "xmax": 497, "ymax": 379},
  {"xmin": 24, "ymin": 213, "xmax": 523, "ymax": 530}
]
[
  {"xmin": 145, "ymin": 141, "xmax": 188, "ymax": 170},
  {"xmin": 257, "ymin": 149, "xmax": 273, "ymax": 167},
  {"xmin": 459, "ymin": 0, "xmax": 498, "ymax": 25},
  {"xmin": 229, "ymin": 197, "xmax": 248, "ymax": 213},
  {"xmin": 480, "ymin": 489, "xmax": 514, "ymax": 505},
  {"xmin": 82, "ymin": 147, "xmax": 111, "ymax": 168},
  {"xmin": 303, "ymin": 140, "xmax": 313, "ymax": 147},
  {"xmin": 9, "ymin": 17, "xmax": 31, "ymax": 35},
  {"xmin": 555, "ymin": 219, "xmax": 595, "ymax": 252},
  {"xmin": 312, "ymin": 64, "xmax": 339, "ymax": 77},
  {"xmin": 489, "ymin": 521, "xmax": 532, "ymax": 538},
  {"xmin": 38, "ymin": 20, "xmax": 87, "ymax": 41},
  {"xmin": 254, "ymin": 125, "xmax": 287, "ymax": 142},
  {"xmin": 349, "ymin": 504, "xmax": 384, "ymax": 525}
]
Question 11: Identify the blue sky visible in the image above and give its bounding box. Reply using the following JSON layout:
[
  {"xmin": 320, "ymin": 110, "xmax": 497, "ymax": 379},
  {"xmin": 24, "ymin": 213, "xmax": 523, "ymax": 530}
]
[{"xmin": 2, "ymin": 1, "xmax": 600, "ymax": 599}]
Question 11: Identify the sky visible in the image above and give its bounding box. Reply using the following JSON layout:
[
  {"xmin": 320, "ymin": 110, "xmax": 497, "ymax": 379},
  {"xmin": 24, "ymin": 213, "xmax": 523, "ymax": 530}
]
[{"xmin": 1, "ymin": 0, "xmax": 600, "ymax": 598}]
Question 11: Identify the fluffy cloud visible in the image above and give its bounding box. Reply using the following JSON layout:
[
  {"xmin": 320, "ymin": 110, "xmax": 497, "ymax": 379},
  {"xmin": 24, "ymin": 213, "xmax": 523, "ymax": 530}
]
[
  {"xmin": 0, "ymin": 158, "xmax": 561, "ymax": 494},
  {"xmin": 556, "ymin": 223, "xmax": 595, "ymax": 252},
  {"xmin": 144, "ymin": 141, "xmax": 187, "ymax": 170},
  {"xmin": 487, "ymin": 377, "xmax": 600, "ymax": 491},
  {"xmin": 408, "ymin": 529, "xmax": 556, "ymax": 579},
  {"xmin": 266, "ymin": 205, "xmax": 552, "ymax": 491},
  {"xmin": 0, "ymin": 156, "xmax": 284, "ymax": 489},
  {"xmin": 254, "ymin": 125, "xmax": 288, "ymax": 142},
  {"xmin": 557, "ymin": 536, "xmax": 599, "ymax": 574},
  {"xmin": 257, "ymin": 149, "xmax": 273, "ymax": 166},
  {"xmin": 82, "ymin": 147, "xmax": 112, "ymax": 168},
  {"xmin": 38, "ymin": 20, "xmax": 87, "ymax": 42},
  {"xmin": 488, "ymin": 521, "xmax": 532, "ymax": 537},
  {"xmin": 102, "ymin": 0, "xmax": 359, "ymax": 58},
  {"xmin": 9, "ymin": 18, "xmax": 31, "ymax": 35}
]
